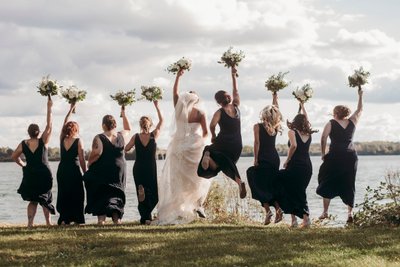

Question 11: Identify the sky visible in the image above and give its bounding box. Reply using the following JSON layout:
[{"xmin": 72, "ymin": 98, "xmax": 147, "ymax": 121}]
[{"xmin": 1, "ymin": 0, "xmax": 399, "ymax": 149}]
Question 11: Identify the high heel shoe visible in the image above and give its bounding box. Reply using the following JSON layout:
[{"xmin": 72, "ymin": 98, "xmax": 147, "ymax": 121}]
[
  {"xmin": 300, "ymin": 218, "xmax": 311, "ymax": 228},
  {"xmin": 264, "ymin": 211, "xmax": 273, "ymax": 225},
  {"xmin": 274, "ymin": 208, "xmax": 283, "ymax": 223},
  {"xmin": 318, "ymin": 212, "xmax": 328, "ymax": 220},
  {"xmin": 346, "ymin": 214, "xmax": 354, "ymax": 224},
  {"xmin": 290, "ymin": 220, "xmax": 298, "ymax": 228},
  {"xmin": 239, "ymin": 182, "xmax": 247, "ymax": 199}
]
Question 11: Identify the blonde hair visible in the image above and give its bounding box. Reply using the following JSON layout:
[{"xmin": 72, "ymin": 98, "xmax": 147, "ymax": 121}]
[
  {"xmin": 139, "ymin": 116, "xmax": 153, "ymax": 132},
  {"xmin": 260, "ymin": 105, "xmax": 283, "ymax": 135},
  {"xmin": 333, "ymin": 105, "xmax": 351, "ymax": 119}
]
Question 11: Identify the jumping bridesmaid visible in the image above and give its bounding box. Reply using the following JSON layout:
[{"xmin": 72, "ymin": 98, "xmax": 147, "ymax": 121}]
[
  {"xmin": 317, "ymin": 88, "xmax": 363, "ymax": 223},
  {"xmin": 247, "ymin": 92, "xmax": 283, "ymax": 225},
  {"xmin": 279, "ymin": 102, "xmax": 317, "ymax": 227},
  {"xmin": 11, "ymin": 97, "xmax": 55, "ymax": 227},
  {"xmin": 125, "ymin": 101, "xmax": 163, "ymax": 225},
  {"xmin": 198, "ymin": 66, "xmax": 246, "ymax": 199},
  {"xmin": 56, "ymin": 103, "xmax": 87, "ymax": 225}
]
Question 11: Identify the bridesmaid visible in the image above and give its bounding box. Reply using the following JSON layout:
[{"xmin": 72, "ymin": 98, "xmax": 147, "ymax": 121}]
[
  {"xmin": 56, "ymin": 103, "xmax": 87, "ymax": 225},
  {"xmin": 279, "ymin": 102, "xmax": 317, "ymax": 227},
  {"xmin": 11, "ymin": 98, "xmax": 55, "ymax": 227},
  {"xmin": 317, "ymin": 88, "xmax": 363, "ymax": 223},
  {"xmin": 84, "ymin": 107, "xmax": 131, "ymax": 225},
  {"xmin": 247, "ymin": 92, "xmax": 284, "ymax": 225},
  {"xmin": 197, "ymin": 66, "xmax": 247, "ymax": 198},
  {"xmin": 125, "ymin": 101, "xmax": 163, "ymax": 225}
]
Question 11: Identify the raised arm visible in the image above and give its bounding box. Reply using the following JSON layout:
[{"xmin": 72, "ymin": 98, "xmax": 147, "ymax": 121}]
[
  {"xmin": 11, "ymin": 143, "xmax": 25, "ymax": 168},
  {"xmin": 253, "ymin": 124, "xmax": 260, "ymax": 166},
  {"xmin": 299, "ymin": 102, "xmax": 309, "ymax": 122},
  {"xmin": 284, "ymin": 130, "xmax": 297, "ymax": 169},
  {"xmin": 231, "ymin": 67, "xmax": 240, "ymax": 106},
  {"xmin": 119, "ymin": 107, "xmax": 131, "ymax": 142},
  {"xmin": 60, "ymin": 103, "xmax": 76, "ymax": 140},
  {"xmin": 349, "ymin": 88, "xmax": 363, "ymax": 125},
  {"xmin": 77, "ymin": 139, "xmax": 87, "ymax": 173},
  {"xmin": 320, "ymin": 121, "xmax": 331, "ymax": 160},
  {"xmin": 152, "ymin": 100, "xmax": 164, "ymax": 139},
  {"xmin": 173, "ymin": 70, "xmax": 184, "ymax": 107},
  {"xmin": 88, "ymin": 135, "xmax": 103, "ymax": 167},
  {"xmin": 41, "ymin": 98, "xmax": 53, "ymax": 145},
  {"xmin": 272, "ymin": 92, "xmax": 279, "ymax": 108},
  {"xmin": 209, "ymin": 110, "xmax": 221, "ymax": 143}
]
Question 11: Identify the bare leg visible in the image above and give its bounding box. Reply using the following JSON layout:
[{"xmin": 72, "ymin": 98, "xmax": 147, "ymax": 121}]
[
  {"xmin": 346, "ymin": 205, "xmax": 353, "ymax": 223},
  {"xmin": 274, "ymin": 202, "xmax": 283, "ymax": 223},
  {"xmin": 42, "ymin": 207, "xmax": 52, "ymax": 226},
  {"xmin": 27, "ymin": 202, "xmax": 38, "ymax": 228},
  {"xmin": 301, "ymin": 214, "xmax": 311, "ymax": 228},
  {"xmin": 290, "ymin": 214, "xmax": 298, "ymax": 227},
  {"xmin": 112, "ymin": 212, "xmax": 121, "ymax": 225},
  {"xmin": 235, "ymin": 177, "xmax": 246, "ymax": 199},
  {"xmin": 98, "ymin": 215, "xmax": 106, "ymax": 225},
  {"xmin": 319, "ymin": 198, "xmax": 330, "ymax": 219},
  {"xmin": 201, "ymin": 151, "xmax": 219, "ymax": 171},
  {"xmin": 263, "ymin": 203, "xmax": 272, "ymax": 225}
]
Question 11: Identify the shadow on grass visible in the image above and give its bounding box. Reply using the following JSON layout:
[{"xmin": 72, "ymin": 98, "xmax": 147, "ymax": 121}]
[{"xmin": 1, "ymin": 224, "xmax": 400, "ymax": 266}]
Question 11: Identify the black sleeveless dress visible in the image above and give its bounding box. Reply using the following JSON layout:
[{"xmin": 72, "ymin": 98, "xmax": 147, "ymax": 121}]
[
  {"xmin": 197, "ymin": 106, "xmax": 242, "ymax": 181},
  {"xmin": 247, "ymin": 124, "xmax": 280, "ymax": 206},
  {"xmin": 56, "ymin": 138, "xmax": 85, "ymax": 225},
  {"xmin": 84, "ymin": 133, "xmax": 126, "ymax": 218},
  {"xmin": 18, "ymin": 138, "xmax": 55, "ymax": 214},
  {"xmin": 279, "ymin": 131, "xmax": 312, "ymax": 218},
  {"xmin": 133, "ymin": 133, "xmax": 158, "ymax": 224},
  {"xmin": 317, "ymin": 119, "xmax": 358, "ymax": 207}
]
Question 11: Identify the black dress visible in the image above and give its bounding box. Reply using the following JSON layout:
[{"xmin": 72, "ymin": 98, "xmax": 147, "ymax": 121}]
[
  {"xmin": 17, "ymin": 138, "xmax": 55, "ymax": 214},
  {"xmin": 317, "ymin": 119, "xmax": 358, "ymax": 207},
  {"xmin": 198, "ymin": 106, "xmax": 242, "ymax": 181},
  {"xmin": 279, "ymin": 131, "xmax": 312, "ymax": 218},
  {"xmin": 247, "ymin": 124, "xmax": 280, "ymax": 206},
  {"xmin": 56, "ymin": 138, "xmax": 85, "ymax": 225},
  {"xmin": 133, "ymin": 133, "xmax": 158, "ymax": 224},
  {"xmin": 84, "ymin": 133, "xmax": 126, "ymax": 218}
]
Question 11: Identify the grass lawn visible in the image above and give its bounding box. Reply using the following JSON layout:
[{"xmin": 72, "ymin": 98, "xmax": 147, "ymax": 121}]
[{"xmin": 1, "ymin": 223, "xmax": 400, "ymax": 266}]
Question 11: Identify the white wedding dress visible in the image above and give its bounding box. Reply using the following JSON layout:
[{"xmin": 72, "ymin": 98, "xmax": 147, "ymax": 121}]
[{"xmin": 156, "ymin": 92, "xmax": 211, "ymax": 225}]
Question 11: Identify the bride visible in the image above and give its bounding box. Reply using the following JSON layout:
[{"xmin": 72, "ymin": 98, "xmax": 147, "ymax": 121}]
[{"xmin": 156, "ymin": 69, "xmax": 211, "ymax": 225}]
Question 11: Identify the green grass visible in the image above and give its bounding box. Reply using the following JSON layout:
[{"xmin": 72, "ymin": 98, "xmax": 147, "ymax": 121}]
[{"xmin": 1, "ymin": 223, "xmax": 400, "ymax": 266}]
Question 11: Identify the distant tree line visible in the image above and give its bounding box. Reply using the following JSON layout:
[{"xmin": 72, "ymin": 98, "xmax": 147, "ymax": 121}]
[{"xmin": 0, "ymin": 141, "xmax": 399, "ymax": 162}]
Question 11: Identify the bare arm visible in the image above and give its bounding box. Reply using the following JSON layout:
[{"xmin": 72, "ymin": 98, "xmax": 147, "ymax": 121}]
[
  {"xmin": 284, "ymin": 130, "xmax": 297, "ymax": 168},
  {"xmin": 152, "ymin": 101, "xmax": 164, "ymax": 139},
  {"xmin": 199, "ymin": 111, "xmax": 208, "ymax": 138},
  {"xmin": 124, "ymin": 134, "xmax": 136, "ymax": 152},
  {"xmin": 87, "ymin": 136, "xmax": 103, "ymax": 167},
  {"xmin": 209, "ymin": 110, "xmax": 221, "ymax": 143},
  {"xmin": 272, "ymin": 92, "xmax": 279, "ymax": 108},
  {"xmin": 11, "ymin": 143, "xmax": 25, "ymax": 167},
  {"xmin": 173, "ymin": 70, "xmax": 184, "ymax": 107},
  {"xmin": 320, "ymin": 122, "xmax": 331, "ymax": 160},
  {"xmin": 299, "ymin": 102, "xmax": 309, "ymax": 122},
  {"xmin": 42, "ymin": 98, "xmax": 53, "ymax": 145},
  {"xmin": 60, "ymin": 103, "xmax": 76, "ymax": 140},
  {"xmin": 231, "ymin": 67, "xmax": 240, "ymax": 106},
  {"xmin": 119, "ymin": 107, "xmax": 131, "ymax": 143},
  {"xmin": 349, "ymin": 88, "xmax": 363, "ymax": 125},
  {"xmin": 253, "ymin": 124, "xmax": 260, "ymax": 166},
  {"xmin": 78, "ymin": 139, "xmax": 87, "ymax": 173}
]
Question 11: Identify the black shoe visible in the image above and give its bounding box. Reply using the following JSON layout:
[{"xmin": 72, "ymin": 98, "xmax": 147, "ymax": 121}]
[{"xmin": 196, "ymin": 207, "xmax": 207, "ymax": 218}]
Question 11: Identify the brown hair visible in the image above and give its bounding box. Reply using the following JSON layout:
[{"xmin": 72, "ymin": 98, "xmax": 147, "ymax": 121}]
[
  {"xmin": 62, "ymin": 121, "xmax": 79, "ymax": 138},
  {"xmin": 214, "ymin": 90, "xmax": 229, "ymax": 106},
  {"xmin": 102, "ymin": 115, "xmax": 117, "ymax": 131},
  {"xmin": 287, "ymin": 114, "xmax": 318, "ymax": 135},
  {"xmin": 139, "ymin": 116, "xmax": 153, "ymax": 132},
  {"xmin": 333, "ymin": 105, "xmax": 351, "ymax": 119},
  {"xmin": 27, "ymin": 124, "xmax": 40, "ymax": 138}
]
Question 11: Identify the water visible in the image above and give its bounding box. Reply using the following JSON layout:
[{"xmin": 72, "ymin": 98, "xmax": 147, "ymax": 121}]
[{"xmin": 0, "ymin": 156, "xmax": 398, "ymax": 225}]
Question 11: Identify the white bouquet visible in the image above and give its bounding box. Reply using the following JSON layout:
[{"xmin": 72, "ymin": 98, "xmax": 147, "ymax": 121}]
[
  {"xmin": 37, "ymin": 75, "xmax": 60, "ymax": 99},
  {"xmin": 166, "ymin": 57, "xmax": 192, "ymax": 75},
  {"xmin": 293, "ymin": 84, "xmax": 313, "ymax": 103},
  {"xmin": 265, "ymin": 72, "xmax": 290, "ymax": 93},
  {"xmin": 140, "ymin": 86, "xmax": 163, "ymax": 101},
  {"xmin": 218, "ymin": 47, "xmax": 245, "ymax": 77},
  {"xmin": 348, "ymin": 67, "xmax": 370, "ymax": 90},
  {"xmin": 110, "ymin": 90, "xmax": 136, "ymax": 117},
  {"xmin": 60, "ymin": 85, "xmax": 87, "ymax": 113}
]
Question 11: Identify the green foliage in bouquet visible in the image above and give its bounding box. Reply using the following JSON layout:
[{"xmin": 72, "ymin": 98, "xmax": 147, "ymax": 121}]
[{"xmin": 265, "ymin": 72, "xmax": 290, "ymax": 92}]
